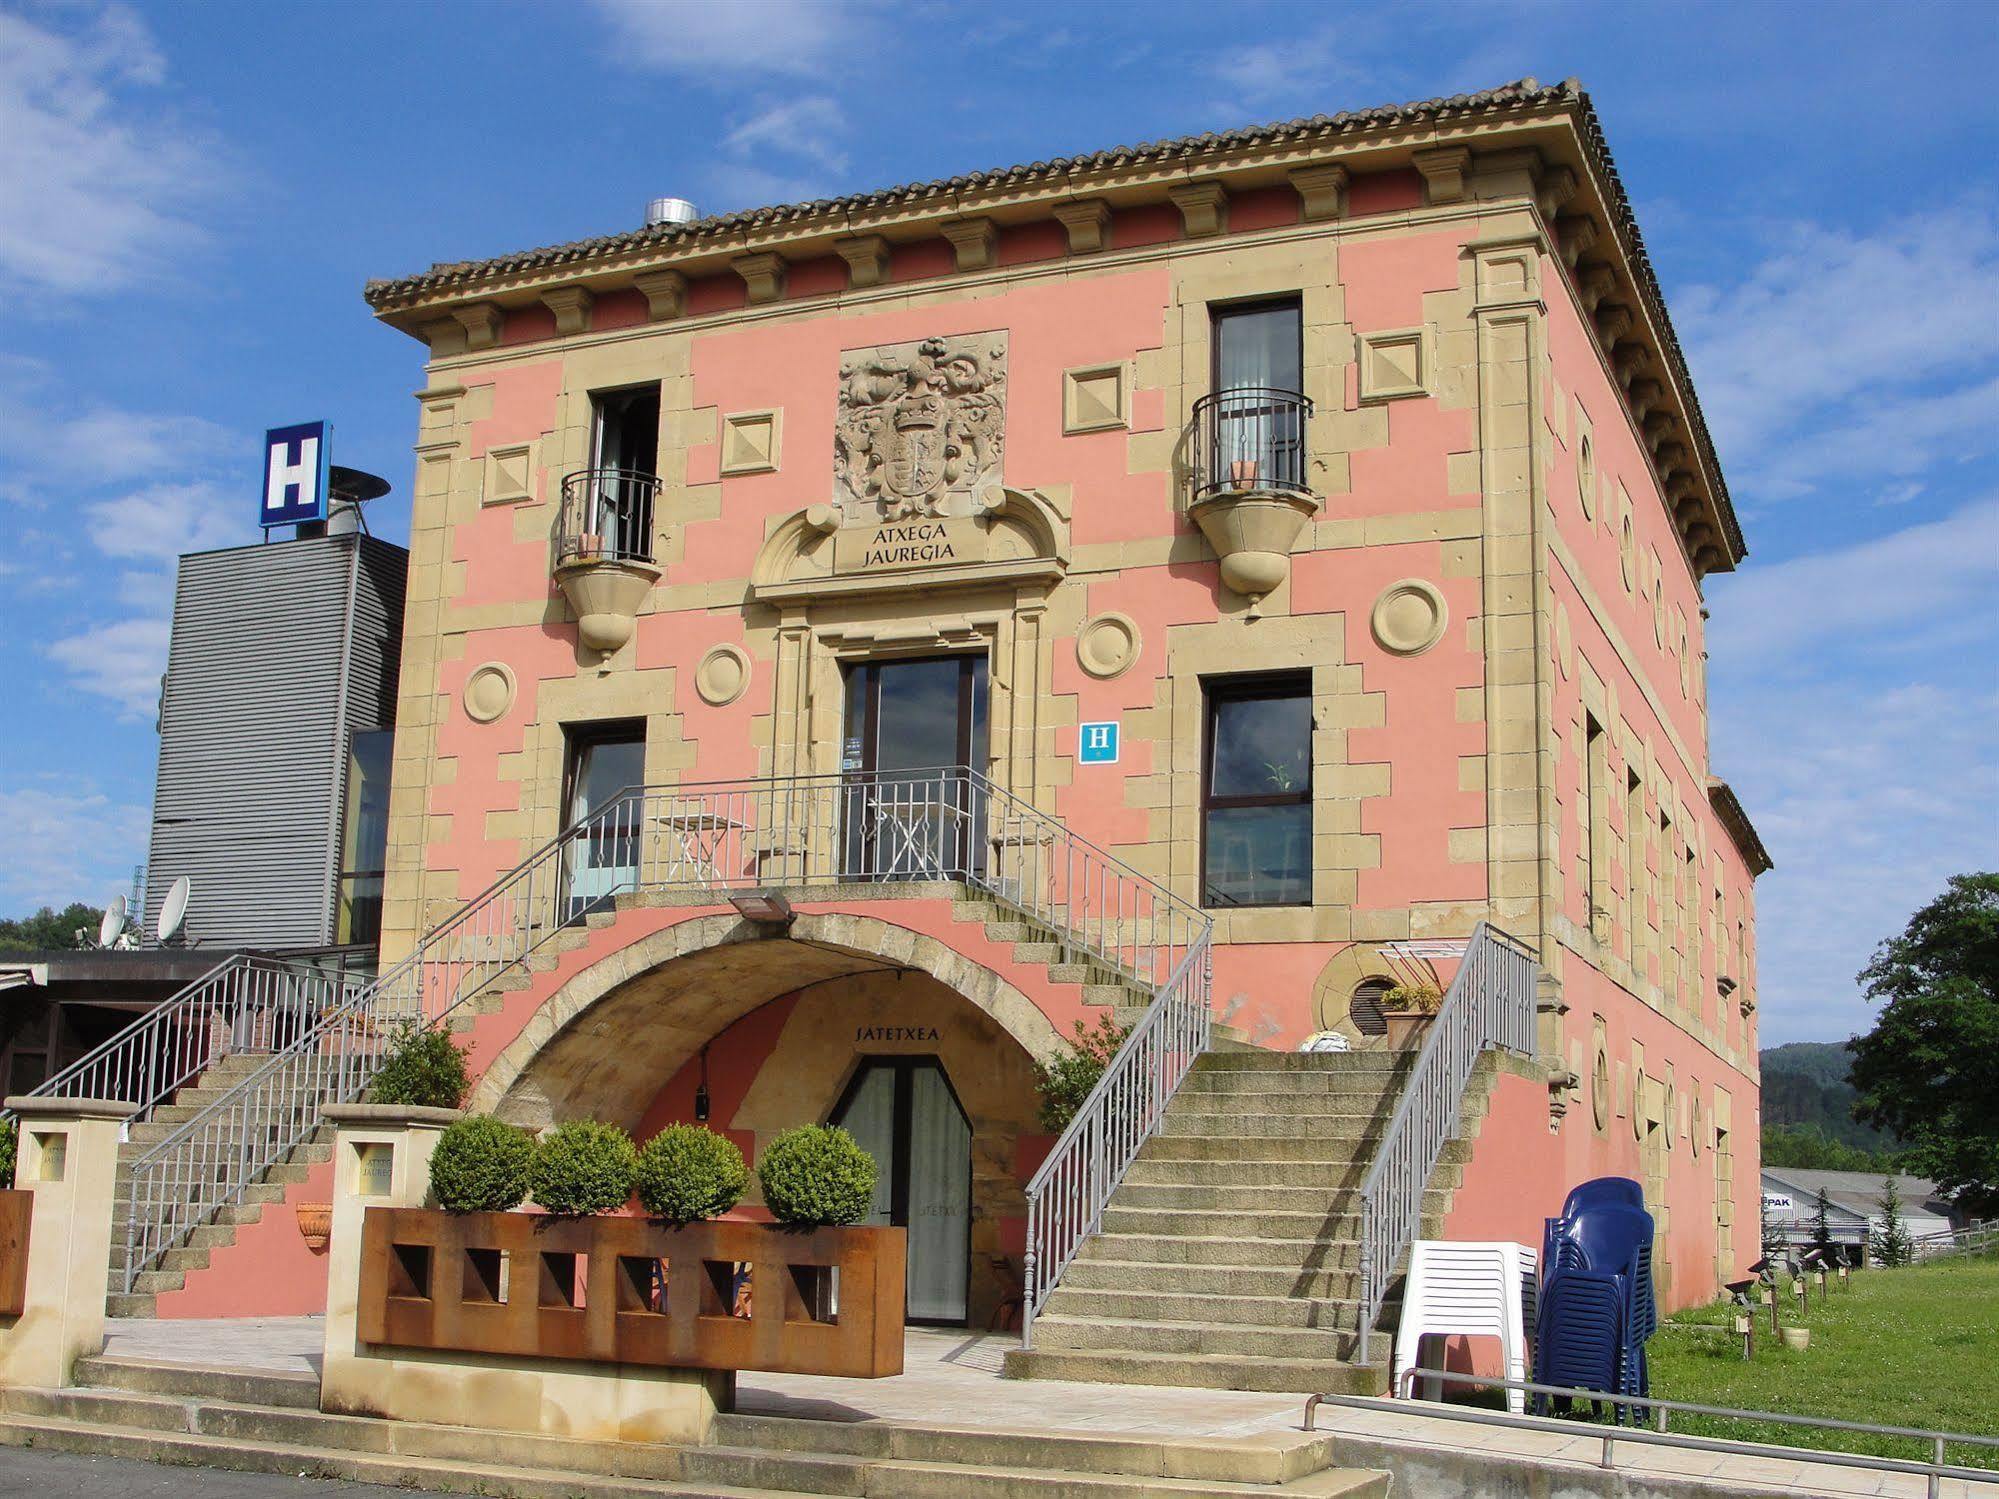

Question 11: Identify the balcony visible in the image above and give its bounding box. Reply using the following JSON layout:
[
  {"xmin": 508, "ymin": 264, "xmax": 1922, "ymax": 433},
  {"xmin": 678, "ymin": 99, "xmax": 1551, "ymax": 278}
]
[
  {"xmin": 1187, "ymin": 388, "xmax": 1320, "ymax": 610},
  {"xmin": 553, "ymin": 468, "xmax": 662, "ymax": 653}
]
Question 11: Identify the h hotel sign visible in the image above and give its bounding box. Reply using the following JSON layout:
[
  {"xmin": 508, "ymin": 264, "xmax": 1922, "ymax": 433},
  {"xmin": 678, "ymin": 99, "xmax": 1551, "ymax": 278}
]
[
  {"xmin": 262, "ymin": 421, "xmax": 329, "ymax": 529},
  {"xmin": 1078, "ymin": 722, "xmax": 1120, "ymax": 765}
]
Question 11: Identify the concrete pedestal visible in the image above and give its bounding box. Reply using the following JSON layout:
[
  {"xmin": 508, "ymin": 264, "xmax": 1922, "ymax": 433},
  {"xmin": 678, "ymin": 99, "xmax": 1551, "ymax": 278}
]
[
  {"xmin": 318, "ymin": 1106, "xmax": 729, "ymax": 1444},
  {"xmin": 0, "ymin": 1097, "xmax": 133, "ymax": 1389}
]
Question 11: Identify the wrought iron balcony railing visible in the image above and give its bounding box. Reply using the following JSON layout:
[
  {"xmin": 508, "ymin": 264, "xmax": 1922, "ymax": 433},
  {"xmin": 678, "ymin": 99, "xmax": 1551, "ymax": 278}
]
[
  {"xmin": 555, "ymin": 467, "xmax": 659, "ymax": 567},
  {"xmin": 1191, "ymin": 386, "xmax": 1313, "ymax": 499}
]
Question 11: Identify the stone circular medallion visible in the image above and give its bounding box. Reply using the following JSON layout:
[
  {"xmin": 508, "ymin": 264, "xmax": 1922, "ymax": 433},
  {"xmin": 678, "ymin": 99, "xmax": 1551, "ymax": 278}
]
[
  {"xmin": 1076, "ymin": 612, "xmax": 1141, "ymax": 679},
  {"xmin": 462, "ymin": 662, "xmax": 516, "ymax": 723},
  {"xmin": 1369, "ymin": 578, "xmax": 1448, "ymax": 657},
  {"xmin": 695, "ymin": 644, "xmax": 752, "ymax": 706}
]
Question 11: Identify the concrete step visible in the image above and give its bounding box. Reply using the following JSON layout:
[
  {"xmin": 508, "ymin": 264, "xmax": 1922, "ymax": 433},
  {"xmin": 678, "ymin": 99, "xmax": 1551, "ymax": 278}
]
[
  {"xmin": 1030, "ymin": 1313, "xmax": 1363, "ymax": 1361},
  {"xmin": 1080, "ymin": 1232, "xmax": 1365, "ymax": 1269},
  {"xmin": 1123, "ymin": 1157, "xmax": 1463, "ymax": 1191},
  {"xmin": 1181, "ymin": 1069, "xmax": 1408, "ymax": 1096},
  {"xmin": 1060, "ymin": 1259, "xmax": 1364, "ymax": 1300},
  {"xmin": 1004, "ymin": 1346, "xmax": 1389, "ymax": 1396},
  {"xmin": 1157, "ymin": 1114, "xmax": 1385, "ymax": 1140},
  {"xmin": 1192, "ymin": 1052, "xmax": 1411, "ymax": 1074},
  {"xmin": 1167, "ymin": 1091, "xmax": 1388, "ymax": 1117},
  {"xmin": 1135, "ymin": 1134, "xmax": 1387, "ymax": 1164},
  {"xmin": 1099, "ymin": 1205, "xmax": 1443, "ymax": 1240},
  {"xmin": 1105, "ymin": 1182, "xmax": 1368, "ymax": 1214},
  {"xmin": 76, "ymin": 1355, "xmax": 321, "ymax": 1408},
  {"xmin": 1042, "ymin": 1286, "xmax": 1364, "ymax": 1330},
  {"xmin": 102, "ymin": 1293, "xmax": 157, "ymax": 1318}
]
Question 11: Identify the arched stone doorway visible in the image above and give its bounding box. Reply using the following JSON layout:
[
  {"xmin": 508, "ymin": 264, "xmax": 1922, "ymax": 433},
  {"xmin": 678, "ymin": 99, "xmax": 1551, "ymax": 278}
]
[{"xmin": 468, "ymin": 910, "xmax": 1061, "ymax": 1327}]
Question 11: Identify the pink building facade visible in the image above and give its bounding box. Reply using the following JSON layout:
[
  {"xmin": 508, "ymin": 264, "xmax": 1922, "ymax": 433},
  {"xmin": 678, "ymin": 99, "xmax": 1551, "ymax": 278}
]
[{"xmin": 154, "ymin": 83, "xmax": 1768, "ymax": 1387}]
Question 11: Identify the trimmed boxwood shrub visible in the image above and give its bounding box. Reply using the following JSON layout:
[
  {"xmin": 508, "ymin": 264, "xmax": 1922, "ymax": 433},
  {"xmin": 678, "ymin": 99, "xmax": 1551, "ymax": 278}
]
[
  {"xmin": 0, "ymin": 1117, "xmax": 14, "ymax": 1188},
  {"xmin": 755, "ymin": 1124, "xmax": 878, "ymax": 1227},
  {"xmin": 369, "ymin": 1022, "xmax": 470, "ymax": 1110},
  {"xmin": 428, "ymin": 1115, "xmax": 531, "ymax": 1214},
  {"xmin": 529, "ymin": 1120, "xmax": 638, "ymax": 1216},
  {"xmin": 635, "ymin": 1125, "xmax": 748, "ymax": 1224}
]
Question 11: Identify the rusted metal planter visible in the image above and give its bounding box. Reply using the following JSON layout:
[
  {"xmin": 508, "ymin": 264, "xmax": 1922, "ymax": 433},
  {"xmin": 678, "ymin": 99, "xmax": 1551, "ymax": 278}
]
[
  {"xmin": 0, "ymin": 1190, "xmax": 30, "ymax": 1318},
  {"xmin": 357, "ymin": 1208, "xmax": 904, "ymax": 1379}
]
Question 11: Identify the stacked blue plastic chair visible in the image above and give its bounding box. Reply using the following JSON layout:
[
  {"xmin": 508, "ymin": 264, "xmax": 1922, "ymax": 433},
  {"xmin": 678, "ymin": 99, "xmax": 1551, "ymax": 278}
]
[{"xmin": 1535, "ymin": 1176, "xmax": 1656, "ymax": 1420}]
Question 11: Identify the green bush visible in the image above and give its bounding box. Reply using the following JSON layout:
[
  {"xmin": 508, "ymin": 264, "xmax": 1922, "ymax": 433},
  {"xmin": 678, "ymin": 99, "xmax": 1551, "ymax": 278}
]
[
  {"xmin": 635, "ymin": 1125, "xmax": 748, "ymax": 1224},
  {"xmin": 755, "ymin": 1124, "xmax": 878, "ymax": 1227},
  {"xmin": 369, "ymin": 1022, "xmax": 470, "ymax": 1110},
  {"xmin": 1033, "ymin": 1013, "xmax": 1130, "ymax": 1132},
  {"xmin": 0, "ymin": 1118, "xmax": 14, "ymax": 1187},
  {"xmin": 529, "ymin": 1120, "xmax": 637, "ymax": 1216},
  {"xmin": 428, "ymin": 1115, "xmax": 532, "ymax": 1214}
]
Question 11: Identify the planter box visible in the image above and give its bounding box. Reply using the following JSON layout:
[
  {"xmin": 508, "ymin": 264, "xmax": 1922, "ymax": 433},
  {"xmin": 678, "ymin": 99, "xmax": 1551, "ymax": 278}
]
[
  {"xmin": 1382, "ymin": 1011, "xmax": 1436, "ymax": 1051},
  {"xmin": 357, "ymin": 1207, "xmax": 904, "ymax": 1379},
  {"xmin": 0, "ymin": 1190, "xmax": 29, "ymax": 1318}
]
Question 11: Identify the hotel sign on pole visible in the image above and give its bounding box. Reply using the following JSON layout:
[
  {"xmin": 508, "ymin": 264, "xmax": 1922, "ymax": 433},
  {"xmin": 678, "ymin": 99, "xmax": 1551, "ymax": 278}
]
[{"xmin": 262, "ymin": 421, "xmax": 329, "ymax": 528}]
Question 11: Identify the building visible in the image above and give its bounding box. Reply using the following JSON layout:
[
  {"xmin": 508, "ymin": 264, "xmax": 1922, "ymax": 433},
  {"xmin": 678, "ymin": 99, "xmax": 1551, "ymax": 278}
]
[
  {"xmin": 72, "ymin": 80, "xmax": 1769, "ymax": 1393},
  {"xmin": 1761, "ymin": 1167, "xmax": 1959, "ymax": 1263}
]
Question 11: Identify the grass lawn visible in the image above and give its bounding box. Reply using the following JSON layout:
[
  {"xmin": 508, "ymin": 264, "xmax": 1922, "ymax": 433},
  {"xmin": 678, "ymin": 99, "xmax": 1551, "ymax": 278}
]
[{"xmin": 1628, "ymin": 1253, "xmax": 1999, "ymax": 1467}]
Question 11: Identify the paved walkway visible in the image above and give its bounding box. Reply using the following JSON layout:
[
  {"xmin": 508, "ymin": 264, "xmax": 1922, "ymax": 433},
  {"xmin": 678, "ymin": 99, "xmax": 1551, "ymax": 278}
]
[{"xmin": 98, "ymin": 1319, "xmax": 1997, "ymax": 1496}]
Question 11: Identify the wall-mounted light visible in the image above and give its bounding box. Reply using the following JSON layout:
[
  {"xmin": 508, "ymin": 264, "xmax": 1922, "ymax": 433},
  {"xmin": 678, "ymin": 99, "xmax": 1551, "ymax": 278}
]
[
  {"xmin": 694, "ymin": 1043, "xmax": 711, "ymax": 1123},
  {"xmin": 728, "ymin": 890, "xmax": 794, "ymax": 927}
]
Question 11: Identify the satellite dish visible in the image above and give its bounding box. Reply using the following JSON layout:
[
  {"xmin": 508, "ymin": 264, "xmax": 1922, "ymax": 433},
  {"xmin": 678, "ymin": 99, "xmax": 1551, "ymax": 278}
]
[
  {"xmin": 328, "ymin": 466, "xmax": 390, "ymax": 504},
  {"xmin": 158, "ymin": 876, "xmax": 192, "ymax": 945},
  {"xmin": 98, "ymin": 895, "xmax": 128, "ymax": 947}
]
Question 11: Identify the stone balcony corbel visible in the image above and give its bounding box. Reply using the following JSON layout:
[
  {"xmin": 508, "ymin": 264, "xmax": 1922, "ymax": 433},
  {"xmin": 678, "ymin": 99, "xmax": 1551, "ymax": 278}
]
[
  {"xmin": 540, "ymin": 286, "xmax": 593, "ymax": 337},
  {"xmin": 1628, "ymin": 379, "xmax": 1665, "ymax": 424},
  {"xmin": 1536, "ymin": 165, "xmax": 1578, "ymax": 220},
  {"xmin": 451, "ymin": 301, "xmax": 503, "ymax": 351},
  {"xmin": 1555, "ymin": 214, "xmax": 1599, "ymax": 268},
  {"xmin": 835, "ymin": 234, "xmax": 891, "ymax": 288},
  {"xmin": 1412, "ymin": 145, "xmax": 1472, "ymax": 204},
  {"xmin": 1610, "ymin": 340, "xmax": 1650, "ymax": 390},
  {"xmin": 1051, "ymin": 199, "xmax": 1112, "ymax": 254},
  {"xmin": 1167, "ymin": 181, "xmax": 1230, "ymax": 238},
  {"xmin": 1289, "ymin": 163, "xmax": 1349, "ymax": 222},
  {"xmin": 732, "ymin": 252, "xmax": 788, "ymax": 305},
  {"xmin": 634, "ymin": 269, "xmax": 687, "ymax": 322},
  {"xmin": 1576, "ymin": 263, "xmax": 1617, "ymax": 316},
  {"xmin": 1595, "ymin": 301, "xmax": 1633, "ymax": 347},
  {"xmin": 940, "ymin": 216, "xmax": 997, "ymax": 270}
]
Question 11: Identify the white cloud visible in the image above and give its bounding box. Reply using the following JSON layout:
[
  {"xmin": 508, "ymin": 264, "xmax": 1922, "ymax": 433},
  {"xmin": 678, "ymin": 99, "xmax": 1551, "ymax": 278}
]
[
  {"xmin": 1677, "ymin": 204, "xmax": 1999, "ymax": 505},
  {"xmin": 0, "ymin": 5, "xmax": 229, "ymax": 296},
  {"xmin": 0, "ymin": 781, "xmax": 151, "ymax": 912},
  {"xmin": 86, "ymin": 482, "xmax": 248, "ymax": 565},
  {"xmin": 723, "ymin": 96, "xmax": 848, "ymax": 173},
  {"xmin": 46, "ymin": 615, "xmax": 170, "ymax": 719},
  {"xmin": 1208, "ymin": 25, "xmax": 1381, "ymax": 104},
  {"xmin": 0, "ymin": 356, "xmax": 235, "ymax": 496},
  {"xmin": 589, "ymin": 0, "xmax": 869, "ymax": 76}
]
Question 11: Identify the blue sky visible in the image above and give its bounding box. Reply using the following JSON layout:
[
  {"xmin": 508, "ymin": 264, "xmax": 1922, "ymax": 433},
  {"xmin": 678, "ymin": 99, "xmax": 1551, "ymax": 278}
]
[{"xmin": 0, "ymin": 0, "xmax": 1993, "ymax": 1046}]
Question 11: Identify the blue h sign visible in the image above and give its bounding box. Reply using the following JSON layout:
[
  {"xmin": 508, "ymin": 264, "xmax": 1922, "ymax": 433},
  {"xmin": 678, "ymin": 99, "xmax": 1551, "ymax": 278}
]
[
  {"xmin": 262, "ymin": 421, "xmax": 328, "ymax": 528},
  {"xmin": 1078, "ymin": 721, "xmax": 1120, "ymax": 765}
]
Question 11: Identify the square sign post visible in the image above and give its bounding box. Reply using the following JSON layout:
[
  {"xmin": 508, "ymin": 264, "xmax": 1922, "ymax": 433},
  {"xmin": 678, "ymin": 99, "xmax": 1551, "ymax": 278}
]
[
  {"xmin": 1078, "ymin": 721, "xmax": 1120, "ymax": 765},
  {"xmin": 263, "ymin": 421, "xmax": 329, "ymax": 530}
]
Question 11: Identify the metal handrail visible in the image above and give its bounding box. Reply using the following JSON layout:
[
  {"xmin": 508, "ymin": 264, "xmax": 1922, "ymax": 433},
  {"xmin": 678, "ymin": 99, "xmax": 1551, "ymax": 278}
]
[
  {"xmin": 1191, "ymin": 386, "xmax": 1313, "ymax": 498},
  {"xmin": 1355, "ymin": 922, "xmax": 1539, "ymax": 1363},
  {"xmin": 555, "ymin": 467, "xmax": 658, "ymax": 566},
  {"xmin": 120, "ymin": 767, "xmax": 1211, "ymax": 1290},
  {"xmin": 7, "ymin": 948, "xmax": 371, "ymax": 1126},
  {"xmin": 1306, "ymin": 1369, "xmax": 1996, "ymax": 1499}
]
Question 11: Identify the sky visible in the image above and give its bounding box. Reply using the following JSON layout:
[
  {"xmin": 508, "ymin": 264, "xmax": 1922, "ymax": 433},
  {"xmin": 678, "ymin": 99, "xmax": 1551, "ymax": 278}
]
[{"xmin": 0, "ymin": 0, "xmax": 1993, "ymax": 1047}]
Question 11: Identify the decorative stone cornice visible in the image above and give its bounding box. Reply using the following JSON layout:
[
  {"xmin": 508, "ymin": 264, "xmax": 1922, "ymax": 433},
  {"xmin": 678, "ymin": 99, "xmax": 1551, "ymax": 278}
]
[
  {"xmin": 1576, "ymin": 262, "xmax": 1617, "ymax": 314},
  {"xmin": 540, "ymin": 286, "xmax": 593, "ymax": 336},
  {"xmin": 633, "ymin": 269, "xmax": 686, "ymax": 321},
  {"xmin": 732, "ymin": 252, "xmax": 787, "ymax": 305},
  {"xmin": 1556, "ymin": 213, "xmax": 1599, "ymax": 267},
  {"xmin": 1289, "ymin": 163, "xmax": 1350, "ymax": 222},
  {"xmin": 940, "ymin": 216, "xmax": 997, "ymax": 270},
  {"xmin": 1167, "ymin": 180, "xmax": 1229, "ymax": 237},
  {"xmin": 1536, "ymin": 164, "xmax": 1578, "ymax": 218},
  {"xmin": 1594, "ymin": 301, "xmax": 1633, "ymax": 345},
  {"xmin": 1413, "ymin": 145, "xmax": 1472, "ymax": 203},
  {"xmin": 1051, "ymin": 198, "xmax": 1112, "ymax": 253},
  {"xmin": 835, "ymin": 234, "xmax": 891, "ymax": 288},
  {"xmin": 451, "ymin": 302, "xmax": 502, "ymax": 350},
  {"xmin": 1628, "ymin": 379, "xmax": 1664, "ymax": 423}
]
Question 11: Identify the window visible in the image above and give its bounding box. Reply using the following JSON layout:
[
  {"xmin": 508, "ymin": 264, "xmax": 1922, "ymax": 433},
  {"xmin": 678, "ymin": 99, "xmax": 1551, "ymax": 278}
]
[
  {"xmin": 562, "ymin": 721, "xmax": 646, "ymax": 917},
  {"xmin": 336, "ymin": 728, "xmax": 393, "ymax": 945},
  {"xmin": 1202, "ymin": 676, "xmax": 1312, "ymax": 907},
  {"xmin": 1350, "ymin": 977, "xmax": 1394, "ymax": 1037},
  {"xmin": 1583, "ymin": 715, "xmax": 1607, "ymax": 938},
  {"xmin": 1624, "ymin": 769, "xmax": 1645, "ymax": 965},
  {"xmin": 1207, "ymin": 299, "xmax": 1306, "ymax": 493}
]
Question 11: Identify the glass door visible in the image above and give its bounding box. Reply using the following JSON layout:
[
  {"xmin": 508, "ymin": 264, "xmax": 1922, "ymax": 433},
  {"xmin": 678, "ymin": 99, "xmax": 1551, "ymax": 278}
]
[
  {"xmin": 841, "ymin": 655, "xmax": 987, "ymax": 879},
  {"xmin": 1210, "ymin": 299, "xmax": 1304, "ymax": 491},
  {"xmin": 562, "ymin": 724, "xmax": 645, "ymax": 918},
  {"xmin": 830, "ymin": 1057, "xmax": 972, "ymax": 1324}
]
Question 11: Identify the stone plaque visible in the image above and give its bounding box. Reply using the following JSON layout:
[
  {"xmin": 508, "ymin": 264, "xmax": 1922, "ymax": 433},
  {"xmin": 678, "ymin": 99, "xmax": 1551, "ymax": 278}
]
[
  {"xmin": 833, "ymin": 516, "xmax": 982, "ymax": 575},
  {"xmin": 835, "ymin": 333, "xmax": 1007, "ymax": 521}
]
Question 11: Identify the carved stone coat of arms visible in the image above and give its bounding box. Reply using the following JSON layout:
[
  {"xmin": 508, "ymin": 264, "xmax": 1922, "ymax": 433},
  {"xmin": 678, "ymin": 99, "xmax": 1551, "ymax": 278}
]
[{"xmin": 834, "ymin": 333, "xmax": 1007, "ymax": 520}]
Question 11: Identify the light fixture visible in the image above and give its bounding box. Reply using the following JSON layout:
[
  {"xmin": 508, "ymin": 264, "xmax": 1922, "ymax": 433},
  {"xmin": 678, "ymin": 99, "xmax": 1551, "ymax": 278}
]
[
  {"xmin": 693, "ymin": 1044, "xmax": 711, "ymax": 1123},
  {"xmin": 728, "ymin": 890, "xmax": 794, "ymax": 926}
]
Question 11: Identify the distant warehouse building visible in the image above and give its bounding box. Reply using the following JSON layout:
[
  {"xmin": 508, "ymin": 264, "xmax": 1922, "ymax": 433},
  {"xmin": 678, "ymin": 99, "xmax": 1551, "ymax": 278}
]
[{"xmin": 1761, "ymin": 1166, "xmax": 1961, "ymax": 1263}]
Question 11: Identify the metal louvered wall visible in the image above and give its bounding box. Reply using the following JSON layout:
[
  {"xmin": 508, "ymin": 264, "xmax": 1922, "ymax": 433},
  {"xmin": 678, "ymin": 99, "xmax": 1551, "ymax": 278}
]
[{"xmin": 142, "ymin": 533, "xmax": 406, "ymax": 949}]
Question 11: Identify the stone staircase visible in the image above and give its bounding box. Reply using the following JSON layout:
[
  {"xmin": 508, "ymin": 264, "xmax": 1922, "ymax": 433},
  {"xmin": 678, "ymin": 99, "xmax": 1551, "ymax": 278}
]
[
  {"xmin": 1007, "ymin": 1047, "xmax": 1482, "ymax": 1394},
  {"xmin": 0, "ymin": 1354, "xmax": 1392, "ymax": 1497}
]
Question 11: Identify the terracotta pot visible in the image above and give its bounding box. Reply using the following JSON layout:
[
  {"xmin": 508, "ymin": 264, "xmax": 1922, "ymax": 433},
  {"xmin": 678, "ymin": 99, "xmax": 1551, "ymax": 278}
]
[
  {"xmin": 1780, "ymin": 1326, "xmax": 1810, "ymax": 1351},
  {"xmin": 1229, "ymin": 457, "xmax": 1261, "ymax": 485},
  {"xmin": 1382, "ymin": 1010, "xmax": 1436, "ymax": 1051},
  {"xmin": 295, "ymin": 1202, "xmax": 333, "ymax": 1252}
]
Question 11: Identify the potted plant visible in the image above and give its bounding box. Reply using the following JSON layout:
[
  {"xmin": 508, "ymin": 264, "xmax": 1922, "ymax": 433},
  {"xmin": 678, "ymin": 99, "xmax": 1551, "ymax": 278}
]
[
  {"xmin": 1229, "ymin": 456, "xmax": 1261, "ymax": 486},
  {"xmin": 1380, "ymin": 982, "xmax": 1444, "ymax": 1049}
]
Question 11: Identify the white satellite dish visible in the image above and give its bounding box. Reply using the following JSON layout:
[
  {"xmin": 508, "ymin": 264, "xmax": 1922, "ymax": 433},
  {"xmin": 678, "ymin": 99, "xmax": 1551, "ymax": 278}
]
[
  {"xmin": 157, "ymin": 876, "xmax": 192, "ymax": 945},
  {"xmin": 98, "ymin": 895, "xmax": 128, "ymax": 948}
]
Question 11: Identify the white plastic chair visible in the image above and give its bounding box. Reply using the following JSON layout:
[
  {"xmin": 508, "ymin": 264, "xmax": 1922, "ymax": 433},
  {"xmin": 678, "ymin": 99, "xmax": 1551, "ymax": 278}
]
[{"xmin": 1391, "ymin": 1240, "xmax": 1538, "ymax": 1414}]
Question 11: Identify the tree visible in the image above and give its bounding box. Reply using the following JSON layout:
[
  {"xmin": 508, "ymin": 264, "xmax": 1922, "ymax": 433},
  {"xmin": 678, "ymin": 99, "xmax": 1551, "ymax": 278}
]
[
  {"xmin": 1848, "ymin": 873, "xmax": 1999, "ymax": 1218},
  {"xmin": 1761, "ymin": 1123, "xmax": 1900, "ymax": 1173},
  {"xmin": 1810, "ymin": 1188, "xmax": 1836, "ymax": 1258},
  {"xmin": 0, "ymin": 904, "xmax": 103, "ymax": 953},
  {"xmin": 1870, "ymin": 1176, "xmax": 1914, "ymax": 1267}
]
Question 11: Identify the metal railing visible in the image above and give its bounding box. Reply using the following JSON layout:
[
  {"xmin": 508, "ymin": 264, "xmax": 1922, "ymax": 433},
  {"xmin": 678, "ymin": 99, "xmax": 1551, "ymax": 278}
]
[
  {"xmin": 6, "ymin": 947, "xmax": 372, "ymax": 1126},
  {"xmin": 1306, "ymin": 1369, "xmax": 1998, "ymax": 1499},
  {"xmin": 120, "ymin": 767, "xmax": 1211, "ymax": 1290},
  {"xmin": 1191, "ymin": 386, "xmax": 1313, "ymax": 498},
  {"xmin": 555, "ymin": 467, "xmax": 659, "ymax": 566},
  {"xmin": 1355, "ymin": 923, "xmax": 1539, "ymax": 1364}
]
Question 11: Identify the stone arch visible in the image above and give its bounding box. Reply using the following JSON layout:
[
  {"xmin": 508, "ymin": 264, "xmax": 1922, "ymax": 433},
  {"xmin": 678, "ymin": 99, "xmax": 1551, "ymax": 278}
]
[{"xmin": 470, "ymin": 908, "xmax": 1066, "ymax": 1129}]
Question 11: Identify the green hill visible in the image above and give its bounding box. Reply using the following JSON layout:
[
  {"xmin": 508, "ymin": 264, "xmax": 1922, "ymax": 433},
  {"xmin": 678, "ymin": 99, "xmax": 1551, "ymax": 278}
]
[{"xmin": 1760, "ymin": 1039, "xmax": 1901, "ymax": 1167}]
